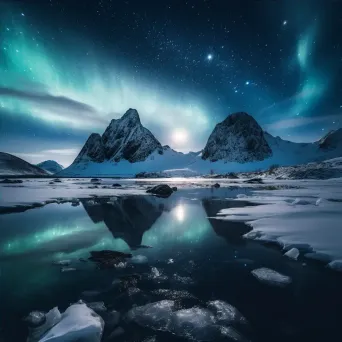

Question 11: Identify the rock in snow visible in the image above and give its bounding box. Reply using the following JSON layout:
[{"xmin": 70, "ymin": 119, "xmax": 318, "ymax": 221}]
[
  {"xmin": 32, "ymin": 303, "xmax": 104, "ymax": 342},
  {"xmin": 251, "ymin": 267, "xmax": 292, "ymax": 287},
  {"xmin": 202, "ymin": 112, "xmax": 272, "ymax": 163}
]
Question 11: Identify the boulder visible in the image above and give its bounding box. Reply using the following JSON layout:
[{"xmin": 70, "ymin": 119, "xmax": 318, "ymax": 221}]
[{"xmin": 146, "ymin": 184, "xmax": 173, "ymax": 197}]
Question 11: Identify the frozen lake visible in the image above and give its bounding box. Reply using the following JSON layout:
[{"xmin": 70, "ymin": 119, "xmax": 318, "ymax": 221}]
[{"xmin": 0, "ymin": 180, "xmax": 342, "ymax": 341}]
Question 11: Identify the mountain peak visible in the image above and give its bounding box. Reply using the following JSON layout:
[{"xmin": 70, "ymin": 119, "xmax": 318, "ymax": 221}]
[
  {"xmin": 202, "ymin": 111, "xmax": 272, "ymax": 162},
  {"xmin": 122, "ymin": 108, "xmax": 141, "ymax": 124},
  {"xmin": 319, "ymin": 128, "xmax": 342, "ymax": 150},
  {"xmin": 72, "ymin": 109, "xmax": 162, "ymax": 164}
]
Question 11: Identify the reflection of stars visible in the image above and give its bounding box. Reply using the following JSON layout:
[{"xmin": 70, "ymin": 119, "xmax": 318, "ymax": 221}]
[
  {"xmin": 207, "ymin": 54, "xmax": 213, "ymax": 61},
  {"xmin": 283, "ymin": 20, "xmax": 287, "ymax": 26}
]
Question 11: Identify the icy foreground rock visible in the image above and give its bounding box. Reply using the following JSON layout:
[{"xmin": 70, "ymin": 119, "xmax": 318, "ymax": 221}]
[
  {"xmin": 126, "ymin": 299, "xmax": 248, "ymax": 341},
  {"xmin": 251, "ymin": 267, "xmax": 292, "ymax": 287},
  {"xmin": 27, "ymin": 303, "xmax": 104, "ymax": 342}
]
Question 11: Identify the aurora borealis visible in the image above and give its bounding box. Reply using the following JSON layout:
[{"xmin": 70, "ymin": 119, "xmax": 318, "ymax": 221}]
[{"xmin": 1, "ymin": 0, "xmax": 342, "ymax": 166}]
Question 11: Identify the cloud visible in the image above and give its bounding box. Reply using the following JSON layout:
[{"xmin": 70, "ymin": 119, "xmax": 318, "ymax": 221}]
[
  {"xmin": 0, "ymin": 86, "xmax": 109, "ymax": 129},
  {"xmin": 264, "ymin": 114, "xmax": 340, "ymax": 131},
  {"xmin": 12, "ymin": 148, "xmax": 81, "ymax": 167}
]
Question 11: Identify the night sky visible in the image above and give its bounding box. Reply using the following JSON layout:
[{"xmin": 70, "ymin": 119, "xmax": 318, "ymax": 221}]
[{"xmin": 1, "ymin": 0, "xmax": 342, "ymax": 166}]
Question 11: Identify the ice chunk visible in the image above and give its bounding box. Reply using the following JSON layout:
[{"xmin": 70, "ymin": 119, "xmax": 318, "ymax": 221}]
[
  {"xmin": 327, "ymin": 260, "xmax": 342, "ymax": 272},
  {"xmin": 130, "ymin": 255, "xmax": 148, "ymax": 264},
  {"xmin": 61, "ymin": 267, "xmax": 76, "ymax": 272},
  {"xmin": 27, "ymin": 307, "xmax": 61, "ymax": 342},
  {"xmin": 284, "ymin": 248, "xmax": 300, "ymax": 260},
  {"xmin": 236, "ymin": 194, "xmax": 247, "ymax": 199},
  {"xmin": 151, "ymin": 267, "xmax": 160, "ymax": 278},
  {"xmin": 251, "ymin": 267, "xmax": 292, "ymax": 287},
  {"xmin": 170, "ymin": 307, "xmax": 218, "ymax": 341},
  {"xmin": 126, "ymin": 300, "xmax": 175, "ymax": 331},
  {"xmin": 207, "ymin": 300, "xmax": 247, "ymax": 325},
  {"xmin": 38, "ymin": 303, "xmax": 103, "ymax": 342}
]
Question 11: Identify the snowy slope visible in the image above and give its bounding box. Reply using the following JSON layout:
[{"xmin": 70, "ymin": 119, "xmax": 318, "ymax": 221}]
[
  {"xmin": 59, "ymin": 146, "xmax": 200, "ymax": 177},
  {"xmin": 0, "ymin": 152, "xmax": 48, "ymax": 176},
  {"xmin": 36, "ymin": 160, "xmax": 64, "ymax": 174}
]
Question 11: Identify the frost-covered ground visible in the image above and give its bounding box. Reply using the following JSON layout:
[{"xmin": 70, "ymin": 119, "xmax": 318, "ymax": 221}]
[{"xmin": 212, "ymin": 177, "xmax": 342, "ymax": 267}]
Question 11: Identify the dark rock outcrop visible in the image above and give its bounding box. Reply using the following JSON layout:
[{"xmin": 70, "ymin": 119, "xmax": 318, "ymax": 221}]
[
  {"xmin": 146, "ymin": 184, "xmax": 174, "ymax": 197},
  {"xmin": 202, "ymin": 112, "xmax": 272, "ymax": 162}
]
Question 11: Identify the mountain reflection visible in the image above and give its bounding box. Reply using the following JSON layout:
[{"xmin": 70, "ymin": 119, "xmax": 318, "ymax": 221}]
[
  {"xmin": 81, "ymin": 196, "xmax": 253, "ymax": 248},
  {"xmin": 82, "ymin": 196, "xmax": 165, "ymax": 249}
]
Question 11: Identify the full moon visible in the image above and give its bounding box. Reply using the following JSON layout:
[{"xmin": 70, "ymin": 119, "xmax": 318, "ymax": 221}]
[{"xmin": 172, "ymin": 129, "xmax": 188, "ymax": 145}]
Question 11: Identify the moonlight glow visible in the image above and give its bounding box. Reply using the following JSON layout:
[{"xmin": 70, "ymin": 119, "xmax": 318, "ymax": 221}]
[{"xmin": 172, "ymin": 129, "xmax": 188, "ymax": 146}]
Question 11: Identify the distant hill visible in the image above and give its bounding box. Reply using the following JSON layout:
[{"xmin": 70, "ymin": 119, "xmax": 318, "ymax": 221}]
[
  {"xmin": 36, "ymin": 160, "xmax": 64, "ymax": 174},
  {"xmin": 0, "ymin": 152, "xmax": 48, "ymax": 176}
]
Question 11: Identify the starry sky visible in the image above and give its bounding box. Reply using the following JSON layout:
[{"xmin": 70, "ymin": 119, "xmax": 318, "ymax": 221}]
[{"xmin": 0, "ymin": 0, "xmax": 342, "ymax": 166}]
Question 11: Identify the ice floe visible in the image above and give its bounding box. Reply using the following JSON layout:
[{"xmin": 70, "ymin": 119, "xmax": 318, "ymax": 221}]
[{"xmin": 251, "ymin": 267, "xmax": 292, "ymax": 287}]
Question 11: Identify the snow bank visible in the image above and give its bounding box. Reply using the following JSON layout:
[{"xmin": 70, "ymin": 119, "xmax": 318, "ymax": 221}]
[{"xmin": 214, "ymin": 184, "xmax": 342, "ymax": 265}]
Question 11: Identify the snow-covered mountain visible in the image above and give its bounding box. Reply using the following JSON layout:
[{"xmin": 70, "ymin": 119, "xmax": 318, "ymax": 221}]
[
  {"xmin": 0, "ymin": 152, "xmax": 48, "ymax": 176},
  {"xmin": 36, "ymin": 160, "xmax": 64, "ymax": 174},
  {"xmin": 59, "ymin": 110, "xmax": 342, "ymax": 177},
  {"xmin": 73, "ymin": 108, "xmax": 163, "ymax": 165},
  {"xmin": 202, "ymin": 112, "xmax": 272, "ymax": 162},
  {"xmin": 102, "ymin": 108, "xmax": 163, "ymax": 162}
]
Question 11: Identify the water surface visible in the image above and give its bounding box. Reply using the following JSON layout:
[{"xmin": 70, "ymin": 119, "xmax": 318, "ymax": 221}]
[{"xmin": 0, "ymin": 189, "xmax": 341, "ymax": 341}]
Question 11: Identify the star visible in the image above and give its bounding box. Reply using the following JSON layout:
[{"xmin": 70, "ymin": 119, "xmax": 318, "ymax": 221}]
[
  {"xmin": 283, "ymin": 20, "xmax": 287, "ymax": 26},
  {"xmin": 21, "ymin": 13, "xmax": 25, "ymax": 16},
  {"xmin": 245, "ymin": 81, "xmax": 250, "ymax": 85},
  {"xmin": 207, "ymin": 54, "xmax": 213, "ymax": 61}
]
